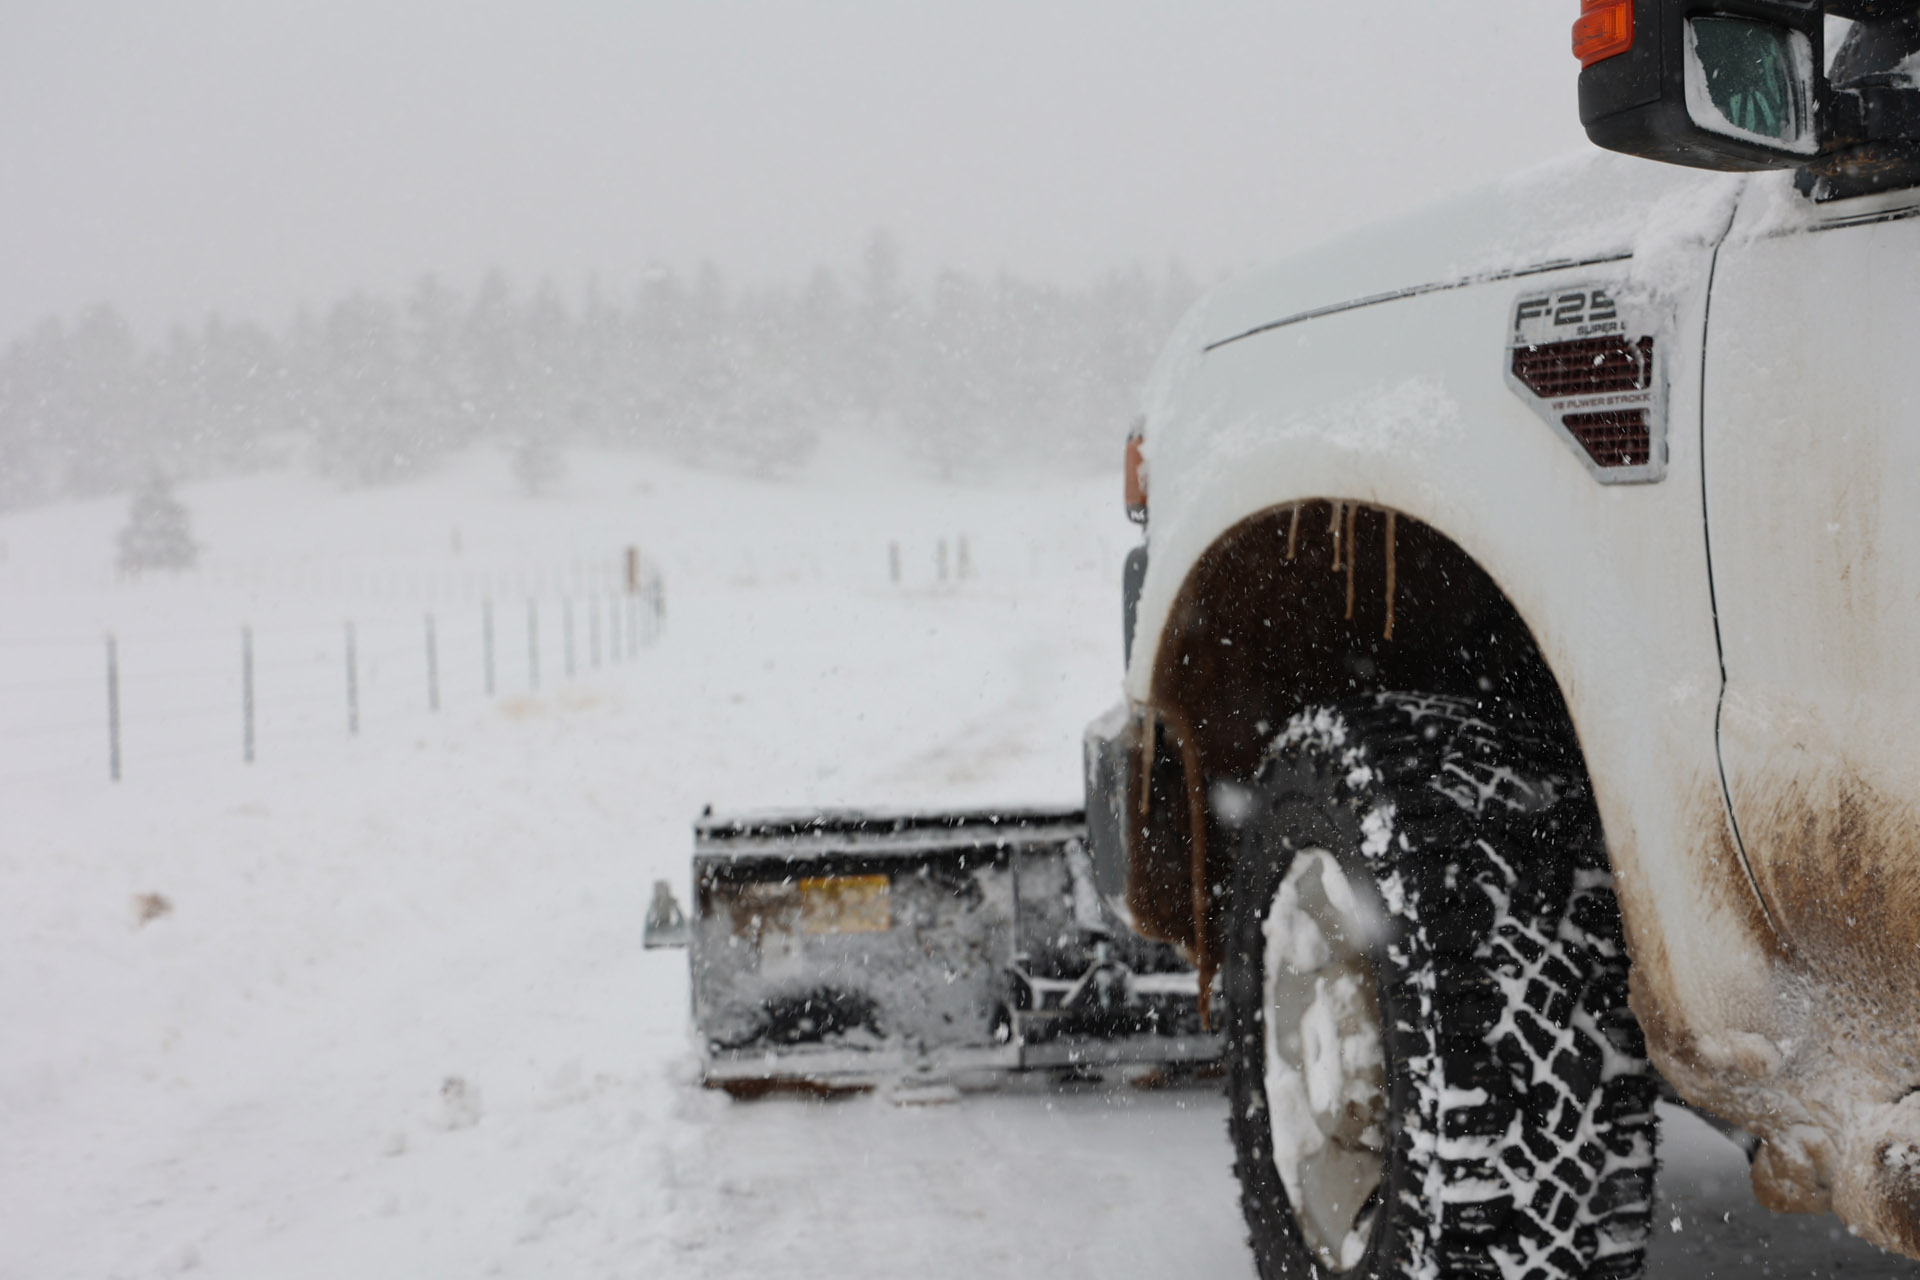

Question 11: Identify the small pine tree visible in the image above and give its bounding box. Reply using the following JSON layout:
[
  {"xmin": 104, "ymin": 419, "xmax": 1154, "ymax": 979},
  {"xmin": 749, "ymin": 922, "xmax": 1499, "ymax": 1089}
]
[{"xmin": 117, "ymin": 474, "xmax": 198, "ymax": 573}]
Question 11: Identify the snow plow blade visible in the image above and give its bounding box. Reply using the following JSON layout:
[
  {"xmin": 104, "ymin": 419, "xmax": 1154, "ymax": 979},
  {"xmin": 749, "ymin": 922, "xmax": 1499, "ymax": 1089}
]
[{"xmin": 674, "ymin": 807, "xmax": 1219, "ymax": 1092}]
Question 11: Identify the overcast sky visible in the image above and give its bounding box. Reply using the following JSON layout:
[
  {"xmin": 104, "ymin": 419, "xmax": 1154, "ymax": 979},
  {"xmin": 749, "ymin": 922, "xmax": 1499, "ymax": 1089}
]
[{"xmin": 2, "ymin": 3, "xmax": 1591, "ymax": 343}]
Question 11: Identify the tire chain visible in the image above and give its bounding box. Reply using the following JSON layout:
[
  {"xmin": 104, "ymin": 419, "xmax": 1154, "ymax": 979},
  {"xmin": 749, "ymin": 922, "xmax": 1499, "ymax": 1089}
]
[{"xmin": 1252, "ymin": 692, "xmax": 1656, "ymax": 1280}]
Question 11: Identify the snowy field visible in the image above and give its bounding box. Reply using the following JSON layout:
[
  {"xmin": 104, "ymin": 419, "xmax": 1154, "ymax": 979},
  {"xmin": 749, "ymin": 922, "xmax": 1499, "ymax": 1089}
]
[
  {"xmin": 3, "ymin": 445, "xmax": 1910, "ymax": 1278},
  {"xmin": 0, "ymin": 444, "xmax": 1258, "ymax": 1279}
]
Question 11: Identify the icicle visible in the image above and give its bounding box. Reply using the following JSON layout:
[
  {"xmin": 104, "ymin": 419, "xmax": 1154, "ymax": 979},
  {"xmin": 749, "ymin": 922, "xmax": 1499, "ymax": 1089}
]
[
  {"xmin": 1344, "ymin": 503, "xmax": 1358, "ymax": 620},
  {"xmin": 1174, "ymin": 723, "xmax": 1214, "ymax": 1029},
  {"xmin": 1286, "ymin": 504, "xmax": 1300, "ymax": 562},
  {"xmin": 1138, "ymin": 707, "xmax": 1157, "ymax": 815},
  {"xmin": 1384, "ymin": 511, "xmax": 1398, "ymax": 641}
]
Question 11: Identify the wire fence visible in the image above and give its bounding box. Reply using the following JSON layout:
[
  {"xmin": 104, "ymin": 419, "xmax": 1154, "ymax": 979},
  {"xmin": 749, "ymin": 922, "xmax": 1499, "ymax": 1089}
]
[
  {"xmin": 0, "ymin": 557, "xmax": 665, "ymax": 787},
  {"xmin": 0, "ymin": 520, "xmax": 1134, "ymax": 789}
]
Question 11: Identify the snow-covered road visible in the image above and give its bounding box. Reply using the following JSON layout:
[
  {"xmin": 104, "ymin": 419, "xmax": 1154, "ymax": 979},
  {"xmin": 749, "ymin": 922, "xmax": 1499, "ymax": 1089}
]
[
  {"xmin": 4, "ymin": 449, "xmax": 1914, "ymax": 1278},
  {"xmin": 662, "ymin": 1060, "xmax": 1250, "ymax": 1277}
]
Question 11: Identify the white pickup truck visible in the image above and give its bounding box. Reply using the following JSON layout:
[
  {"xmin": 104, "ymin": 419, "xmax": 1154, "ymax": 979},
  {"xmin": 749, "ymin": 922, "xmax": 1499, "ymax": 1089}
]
[{"xmin": 1083, "ymin": 2, "xmax": 1920, "ymax": 1275}]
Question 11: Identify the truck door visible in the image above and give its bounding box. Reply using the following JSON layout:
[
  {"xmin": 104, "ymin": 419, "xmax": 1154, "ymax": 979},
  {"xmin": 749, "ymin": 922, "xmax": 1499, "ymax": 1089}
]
[{"xmin": 1701, "ymin": 187, "xmax": 1920, "ymax": 980}]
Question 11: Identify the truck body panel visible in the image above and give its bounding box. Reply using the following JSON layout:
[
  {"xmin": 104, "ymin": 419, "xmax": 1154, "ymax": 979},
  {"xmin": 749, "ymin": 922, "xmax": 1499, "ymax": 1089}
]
[{"xmin": 1689, "ymin": 178, "xmax": 1920, "ymax": 1242}]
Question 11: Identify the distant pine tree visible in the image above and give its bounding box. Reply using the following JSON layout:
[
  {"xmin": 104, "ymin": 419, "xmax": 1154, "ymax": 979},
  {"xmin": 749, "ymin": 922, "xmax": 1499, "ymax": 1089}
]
[
  {"xmin": 116, "ymin": 474, "xmax": 198, "ymax": 572},
  {"xmin": 512, "ymin": 432, "xmax": 564, "ymax": 495}
]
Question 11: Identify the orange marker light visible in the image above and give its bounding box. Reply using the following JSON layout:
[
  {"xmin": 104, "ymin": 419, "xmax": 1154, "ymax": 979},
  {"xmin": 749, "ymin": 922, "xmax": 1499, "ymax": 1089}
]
[
  {"xmin": 1124, "ymin": 431, "xmax": 1147, "ymax": 523},
  {"xmin": 1574, "ymin": 0, "xmax": 1634, "ymax": 68}
]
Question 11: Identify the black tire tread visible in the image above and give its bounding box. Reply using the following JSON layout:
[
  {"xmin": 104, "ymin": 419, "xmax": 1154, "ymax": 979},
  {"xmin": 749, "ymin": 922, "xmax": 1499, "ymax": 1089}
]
[{"xmin": 1224, "ymin": 692, "xmax": 1656, "ymax": 1280}]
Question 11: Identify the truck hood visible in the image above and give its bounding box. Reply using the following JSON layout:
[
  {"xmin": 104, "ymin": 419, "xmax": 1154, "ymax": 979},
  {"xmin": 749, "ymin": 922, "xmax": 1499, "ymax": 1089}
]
[{"xmin": 1144, "ymin": 151, "xmax": 1741, "ymax": 425}]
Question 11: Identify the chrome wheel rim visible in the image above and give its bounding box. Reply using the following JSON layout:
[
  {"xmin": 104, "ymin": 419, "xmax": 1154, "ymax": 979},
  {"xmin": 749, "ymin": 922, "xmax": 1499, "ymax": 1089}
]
[{"xmin": 1261, "ymin": 849, "xmax": 1389, "ymax": 1272}]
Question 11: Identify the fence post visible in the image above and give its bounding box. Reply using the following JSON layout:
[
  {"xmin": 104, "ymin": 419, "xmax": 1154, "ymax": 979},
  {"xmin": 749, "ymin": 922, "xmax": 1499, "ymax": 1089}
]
[
  {"xmin": 106, "ymin": 634, "xmax": 121, "ymax": 782},
  {"xmin": 937, "ymin": 537, "xmax": 950, "ymax": 583},
  {"xmin": 608, "ymin": 593, "xmax": 621, "ymax": 663},
  {"xmin": 426, "ymin": 613, "xmax": 440, "ymax": 712},
  {"xmin": 345, "ymin": 622, "xmax": 360, "ymax": 735},
  {"xmin": 528, "ymin": 599, "xmax": 540, "ymax": 690},
  {"xmin": 957, "ymin": 535, "xmax": 972, "ymax": 581},
  {"xmin": 627, "ymin": 596, "xmax": 638, "ymax": 659},
  {"xmin": 484, "ymin": 600, "xmax": 496, "ymax": 696},
  {"xmin": 242, "ymin": 626, "xmax": 255, "ymax": 763},
  {"xmin": 889, "ymin": 541, "xmax": 901, "ymax": 584},
  {"xmin": 564, "ymin": 598, "xmax": 576, "ymax": 678}
]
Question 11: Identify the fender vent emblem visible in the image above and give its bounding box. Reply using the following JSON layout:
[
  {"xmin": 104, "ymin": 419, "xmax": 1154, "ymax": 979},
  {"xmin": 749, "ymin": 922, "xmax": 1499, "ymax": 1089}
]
[
  {"xmin": 1504, "ymin": 284, "xmax": 1667, "ymax": 484},
  {"xmin": 1511, "ymin": 335, "xmax": 1655, "ymax": 400},
  {"xmin": 1561, "ymin": 409, "xmax": 1651, "ymax": 467}
]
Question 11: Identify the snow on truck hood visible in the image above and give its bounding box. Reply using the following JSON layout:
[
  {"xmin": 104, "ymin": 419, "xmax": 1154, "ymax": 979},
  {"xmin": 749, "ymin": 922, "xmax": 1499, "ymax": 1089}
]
[{"xmin": 1142, "ymin": 151, "xmax": 1740, "ymax": 425}]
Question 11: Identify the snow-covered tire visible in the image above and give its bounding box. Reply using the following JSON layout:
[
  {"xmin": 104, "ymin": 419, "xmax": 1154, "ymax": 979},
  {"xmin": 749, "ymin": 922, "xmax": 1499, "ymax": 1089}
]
[{"xmin": 1223, "ymin": 692, "xmax": 1657, "ymax": 1280}]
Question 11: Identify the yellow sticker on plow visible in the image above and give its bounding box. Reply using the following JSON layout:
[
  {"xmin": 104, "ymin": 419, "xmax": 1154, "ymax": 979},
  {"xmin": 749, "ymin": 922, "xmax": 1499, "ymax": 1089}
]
[{"xmin": 798, "ymin": 874, "xmax": 891, "ymax": 934}]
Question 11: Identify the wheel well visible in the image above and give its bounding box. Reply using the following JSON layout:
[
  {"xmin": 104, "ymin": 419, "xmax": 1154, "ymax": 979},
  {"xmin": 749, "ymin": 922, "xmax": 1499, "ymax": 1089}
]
[{"xmin": 1126, "ymin": 500, "xmax": 1579, "ymax": 975}]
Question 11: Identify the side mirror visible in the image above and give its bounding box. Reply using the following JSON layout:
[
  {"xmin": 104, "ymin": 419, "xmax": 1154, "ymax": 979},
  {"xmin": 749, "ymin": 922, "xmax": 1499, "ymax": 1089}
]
[{"xmin": 1579, "ymin": 0, "xmax": 1824, "ymax": 171}]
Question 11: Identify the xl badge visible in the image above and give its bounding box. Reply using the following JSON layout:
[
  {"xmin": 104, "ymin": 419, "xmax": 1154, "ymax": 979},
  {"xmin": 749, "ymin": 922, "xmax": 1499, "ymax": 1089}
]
[{"xmin": 1504, "ymin": 283, "xmax": 1668, "ymax": 484}]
